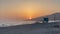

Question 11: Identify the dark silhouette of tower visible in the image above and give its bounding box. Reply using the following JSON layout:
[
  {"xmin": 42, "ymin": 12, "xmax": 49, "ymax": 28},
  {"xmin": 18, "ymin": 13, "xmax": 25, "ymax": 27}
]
[{"xmin": 43, "ymin": 17, "xmax": 49, "ymax": 23}]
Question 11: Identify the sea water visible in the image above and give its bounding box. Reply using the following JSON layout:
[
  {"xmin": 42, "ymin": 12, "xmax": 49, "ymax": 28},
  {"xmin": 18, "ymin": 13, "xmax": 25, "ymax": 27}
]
[{"xmin": 0, "ymin": 20, "xmax": 60, "ymax": 27}]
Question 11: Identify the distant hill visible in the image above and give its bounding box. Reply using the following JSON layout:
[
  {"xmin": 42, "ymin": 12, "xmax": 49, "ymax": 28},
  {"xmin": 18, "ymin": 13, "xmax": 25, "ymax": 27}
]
[{"xmin": 31, "ymin": 13, "xmax": 60, "ymax": 21}]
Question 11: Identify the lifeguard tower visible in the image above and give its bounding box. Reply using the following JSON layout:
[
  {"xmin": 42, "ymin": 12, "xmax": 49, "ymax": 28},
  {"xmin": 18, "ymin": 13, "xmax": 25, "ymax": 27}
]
[{"xmin": 43, "ymin": 17, "xmax": 49, "ymax": 23}]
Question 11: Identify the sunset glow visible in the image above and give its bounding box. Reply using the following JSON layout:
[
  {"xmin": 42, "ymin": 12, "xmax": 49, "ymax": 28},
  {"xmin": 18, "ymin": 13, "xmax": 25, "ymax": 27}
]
[
  {"xmin": 0, "ymin": 0, "xmax": 60, "ymax": 20},
  {"xmin": 29, "ymin": 16, "xmax": 32, "ymax": 20}
]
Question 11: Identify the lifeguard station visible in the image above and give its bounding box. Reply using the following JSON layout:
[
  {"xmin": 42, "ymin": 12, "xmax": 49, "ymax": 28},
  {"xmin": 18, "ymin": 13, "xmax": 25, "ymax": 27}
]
[{"xmin": 43, "ymin": 17, "xmax": 49, "ymax": 23}]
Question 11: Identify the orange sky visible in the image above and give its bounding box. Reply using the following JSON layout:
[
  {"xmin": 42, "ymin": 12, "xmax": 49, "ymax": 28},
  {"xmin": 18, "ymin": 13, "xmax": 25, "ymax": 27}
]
[{"xmin": 0, "ymin": 0, "xmax": 60, "ymax": 20}]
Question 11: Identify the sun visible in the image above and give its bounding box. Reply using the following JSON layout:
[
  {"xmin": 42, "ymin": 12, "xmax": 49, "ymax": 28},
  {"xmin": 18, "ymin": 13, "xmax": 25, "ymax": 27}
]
[{"xmin": 29, "ymin": 17, "xmax": 32, "ymax": 20}]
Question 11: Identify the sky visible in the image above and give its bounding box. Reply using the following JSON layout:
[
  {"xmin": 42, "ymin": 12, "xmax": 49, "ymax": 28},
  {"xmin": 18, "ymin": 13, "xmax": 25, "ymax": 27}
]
[{"xmin": 0, "ymin": 0, "xmax": 60, "ymax": 20}]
